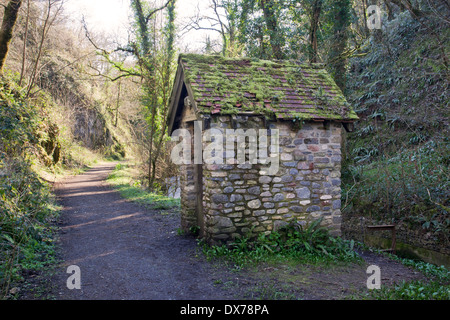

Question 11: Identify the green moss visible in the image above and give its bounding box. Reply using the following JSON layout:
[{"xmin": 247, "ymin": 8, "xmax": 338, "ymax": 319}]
[{"xmin": 180, "ymin": 54, "xmax": 358, "ymax": 121}]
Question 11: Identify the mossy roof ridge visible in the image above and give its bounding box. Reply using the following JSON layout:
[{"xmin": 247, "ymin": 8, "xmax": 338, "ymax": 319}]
[{"xmin": 179, "ymin": 53, "xmax": 358, "ymax": 121}]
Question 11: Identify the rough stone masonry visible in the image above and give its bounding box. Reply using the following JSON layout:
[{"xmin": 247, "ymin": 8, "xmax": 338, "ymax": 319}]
[{"xmin": 179, "ymin": 115, "xmax": 343, "ymax": 245}]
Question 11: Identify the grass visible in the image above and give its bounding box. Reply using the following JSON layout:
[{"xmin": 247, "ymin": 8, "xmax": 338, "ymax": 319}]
[
  {"xmin": 371, "ymin": 252, "xmax": 450, "ymax": 300},
  {"xmin": 245, "ymin": 282, "xmax": 299, "ymax": 300},
  {"xmin": 33, "ymin": 142, "xmax": 104, "ymax": 183},
  {"xmin": 106, "ymin": 162, "xmax": 180, "ymax": 210},
  {"xmin": 347, "ymin": 243, "xmax": 450, "ymax": 300},
  {"xmin": 368, "ymin": 280, "xmax": 450, "ymax": 300}
]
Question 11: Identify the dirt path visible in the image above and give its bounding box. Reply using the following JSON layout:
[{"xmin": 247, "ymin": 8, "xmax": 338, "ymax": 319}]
[
  {"xmin": 49, "ymin": 162, "xmax": 428, "ymax": 300},
  {"xmin": 52, "ymin": 162, "xmax": 234, "ymax": 300}
]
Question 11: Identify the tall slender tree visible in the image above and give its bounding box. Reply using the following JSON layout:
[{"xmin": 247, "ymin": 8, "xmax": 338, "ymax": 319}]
[
  {"xmin": 326, "ymin": 0, "xmax": 352, "ymax": 90},
  {"xmin": 259, "ymin": 0, "xmax": 284, "ymax": 59},
  {"xmin": 148, "ymin": 0, "xmax": 177, "ymax": 187},
  {"xmin": 26, "ymin": 0, "xmax": 63, "ymax": 97},
  {"xmin": 18, "ymin": 0, "xmax": 29, "ymax": 86},
  {"xmin": 129, "ymin": 0, "xmax": 176, "ymax": 189},
  {"xmin": 307, "ymin": 0, "xmax": 323, "ymax": 63}
]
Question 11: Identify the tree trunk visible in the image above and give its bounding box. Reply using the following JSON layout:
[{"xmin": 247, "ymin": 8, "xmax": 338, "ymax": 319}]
[
  {"xmin": 131, "ymin": 0, "xmax": 151, "ymax": 55},
  {"xmin": 149, "ymin": 0, "xmax": 176, "ymax": 189},
  {"xmin": 309, "ymin": 0, "xmax": 322, "ymax": 63},
  {"xmin": 147, "ymin": 92, "xmax": 157, "ymax": 188},
  {"xmin": 383, "ymin": 0, "xmax": 394, "ymax": 21},
  {"xmin": 327, "ymin": 0, "xmax": 351, "ymax": 91},
  {"xmin": 114, "ymin": 81, "xmax": 121, "ymax": 127},
  {"xmin": 130, "ymin": 0, "xmax": 156, "ymax": 188},
  {"xmin": 0, "ymin": 0, "xmax": 23, "ymax": 75},
  {"xmin": 19, "ymin": 0, "xmax": 29, "ymax": 86},
  {"xmin": 260, "ymin": 0, "xmax": 283, "ymax": 59},
  {"xmin": 362, "ymin": 0, "xmax": 368, "ymax": 30}
]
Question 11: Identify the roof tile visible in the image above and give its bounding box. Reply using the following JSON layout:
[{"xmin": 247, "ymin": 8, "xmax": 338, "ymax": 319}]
[{"xmin": 179, "ymin": 54, "xmax": 358, "ymax": 121}]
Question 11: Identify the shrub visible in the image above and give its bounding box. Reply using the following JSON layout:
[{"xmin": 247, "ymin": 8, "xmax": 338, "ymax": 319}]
[
  {"xmin": 0, "ymin": 77, "xmax": 60, "ymax": 299},
  {"xmin": 342, "ymin": 139, "xmax": 449, "ymax": 244},
  {"xmin": 0, "ymin": 157, "xmax": 59, "ymax": 299},
  {"xmin": 200, "ymin": 218, "xmax": 361, "ymax": 268}
]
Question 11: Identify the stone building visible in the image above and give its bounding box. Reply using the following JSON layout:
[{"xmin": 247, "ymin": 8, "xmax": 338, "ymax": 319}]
[{"xmin": 167, "ymin": 54, "xmax": 358, "ymax": 245}]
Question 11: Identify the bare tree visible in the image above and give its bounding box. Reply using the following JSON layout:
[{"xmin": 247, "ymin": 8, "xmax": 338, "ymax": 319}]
[
  {"xmin": 85, "ymin": 0, "xmax": 177, "ymax": 189},
  {"xmin": 26, "ymin": 0, "xmax": 64, "ymax": 97},
  {"xmin": 181, "ymin": 0, "xmax": 241, "ymax": 57},
  {"xmin": 18, "ymin": 0, "xmax": 29, "ymax": 85}
]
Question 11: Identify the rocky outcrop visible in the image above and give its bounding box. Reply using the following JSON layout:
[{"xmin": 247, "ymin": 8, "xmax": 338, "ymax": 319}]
[{"xmin": 72, "ymin": 106, "xmax": 114, "ymax": 150}]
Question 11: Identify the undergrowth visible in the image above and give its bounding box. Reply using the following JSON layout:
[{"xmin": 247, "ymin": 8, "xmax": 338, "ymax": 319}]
[
  {"xmin": 353, "ymin": 243, "xmax": 450, "ymax": 300},
  {"xmin": 0, "ymin": 76, "xmax": 62, "ymax": 299},
  {"xmin": 0, "ymin": 158, "xmax": 61, "ymax": 300},
  {"xmin": 369, "ymin": 280, "xmax": 449, "ymax": 300},
  {"xmin": 373, "ymin": 252, "xmax": 450, "ymax": 300},
  {"xmin": 343, "ymin": 10, "xmax": 449, "ymax": 247},
  {"xmin": 200, "ymin": 218, "xmax": 362, "ymax": 269},
  {"xmin": 342, "ymin": 138, "xmax": 449, "ymax": 244}
]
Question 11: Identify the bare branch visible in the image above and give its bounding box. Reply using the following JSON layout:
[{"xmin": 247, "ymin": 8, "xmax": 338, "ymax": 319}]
[
  {"xmin": 145, "ymin": 0, "xmax": 175, "ymax": 24},
  {"xmin": 425, "ymin": 0, "xmax": 450, "ymax": 24},
  {"xmin": 82, "ymin": 17, "xmax": 141, "ymax": 81}
]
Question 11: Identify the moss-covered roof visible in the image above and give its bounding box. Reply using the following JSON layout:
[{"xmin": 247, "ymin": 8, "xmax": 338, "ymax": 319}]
[{"xmin": 177, "ymin": 53, "xmax": 358, "ymax": 121}]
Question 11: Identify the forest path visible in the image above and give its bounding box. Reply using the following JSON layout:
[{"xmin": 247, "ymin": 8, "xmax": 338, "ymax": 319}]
[
  {"xmin": 49, "ymin": 162, "xmax": 428, "ymax": 301},
  {"xmin": 52, "ymin": 162, "xmax": 233, "ymax": 300}
]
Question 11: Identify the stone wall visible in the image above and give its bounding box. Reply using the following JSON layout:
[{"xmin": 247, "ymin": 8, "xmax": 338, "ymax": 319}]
[
  {"xmin": 178, "ymin": 120, "xmax": 197, "ymax": 232},
  {"xmin": 73, "ymin": 106, "xmax": 114, "ymax": 150},
  {"xmin": 201, "ymin": 115, "xmax": 343, "ymax": 245}
]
